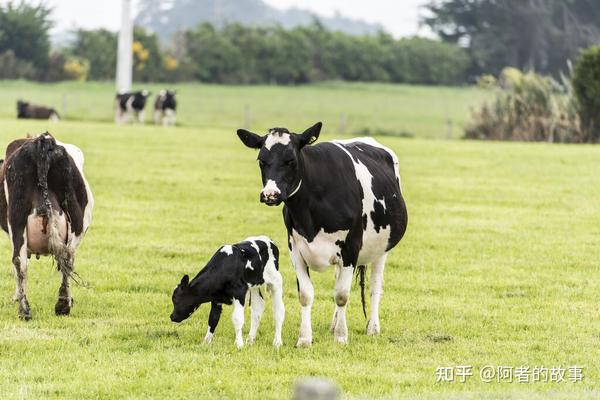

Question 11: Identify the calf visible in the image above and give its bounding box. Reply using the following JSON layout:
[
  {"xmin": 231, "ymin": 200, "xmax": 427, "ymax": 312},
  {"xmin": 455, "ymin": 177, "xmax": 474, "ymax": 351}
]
[
  {"xmin": 17, "ymin": 100, "xmax": 60, "ymax": 121},
  {"xmin": 0, "ymin": 133, "xmax": 93, "ymax": 320},
  {"xmin": 238, "ymin": 123, "xmax": 408, "ymax": 346},
  {"xmin": 170, "ymin": 236, "xmax": 285, "ymax": 348},
  {"xmin": 153, "ymin": 90, "xmax": 177, "ymax": 126},
  {"xmin": 115, "ymin": 90, "xmax": 151, "ymax": 124}
]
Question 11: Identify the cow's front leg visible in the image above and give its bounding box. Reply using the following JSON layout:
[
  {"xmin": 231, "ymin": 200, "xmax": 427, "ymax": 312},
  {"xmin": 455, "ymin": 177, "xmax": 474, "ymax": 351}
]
[
  {"xmin": 292, "ymin": 249, "xmax": 313, "ymax": 347},
  {"xmin": 55, "ymin": 252, "xmax": 74, "ymax": 315},
  {"xmin": 247, "ymin": 287, "xmax": 265, "ymax": 345},
  {"xmin": 333, "ymin": 262, "xmax": 354, "ymax": 344},
  {"xmin": 231, "ymin": 297, "xmax": 245, "ymax": 348},
  {"xmin": 205, "ymin": 302, "xmax": 222, "ymax": 344}
]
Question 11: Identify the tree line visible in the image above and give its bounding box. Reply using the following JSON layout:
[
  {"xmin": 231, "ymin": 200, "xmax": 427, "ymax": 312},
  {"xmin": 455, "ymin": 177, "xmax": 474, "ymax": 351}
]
[{"xmin": 2, "ymin": 1, "xmax": 599, "ymax": 85}]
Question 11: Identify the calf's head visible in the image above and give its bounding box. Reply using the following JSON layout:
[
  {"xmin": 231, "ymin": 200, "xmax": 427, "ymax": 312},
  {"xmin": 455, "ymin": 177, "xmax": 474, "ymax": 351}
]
[
  {"xmin": 170, "ymin": 275, "xmax": 199, "ymax": 323},
  {"xmin": 237, "ymin": 122, "xmax": 322, "ymax": 205}
]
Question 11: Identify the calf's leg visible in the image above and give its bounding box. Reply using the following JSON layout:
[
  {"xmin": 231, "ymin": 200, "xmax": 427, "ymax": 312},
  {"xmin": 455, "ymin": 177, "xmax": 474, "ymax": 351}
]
[
  {"xmin": 231, "ymin": 298, "xmax": 245, "ymax": 348},
  {"xmin": 204, "ymin": 302, "xmax": 222, "ymax": 344},
  {"xmin": 247, "ymin": 287, "xmax": 265, "ymax": 345}
]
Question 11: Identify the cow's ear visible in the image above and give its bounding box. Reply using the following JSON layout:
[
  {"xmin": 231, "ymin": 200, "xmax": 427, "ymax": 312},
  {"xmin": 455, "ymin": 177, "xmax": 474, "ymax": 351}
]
[
  {"xmin": 299, "ymin": 122, "xmax": 322, "ymax": 148},
  {"xmin": 180, "ymin": 274, "xmax": 189, "ymax": 287},
  {"xmin": 237, "ymin": 129, "xmax": 264, "ymax": 149}
]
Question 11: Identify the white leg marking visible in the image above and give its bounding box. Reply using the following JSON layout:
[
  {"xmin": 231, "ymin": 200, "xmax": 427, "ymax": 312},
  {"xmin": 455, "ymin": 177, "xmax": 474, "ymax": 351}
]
[
  {"xmin": 247, "ymin": 287, "xmax": 265, "ymax": 345},
  {"xmin": 292, "ymin": 243, "xmax": 313, "ymax": 347},
  {"xmin": 204, "ymin": 326, "xmax": 214, "ymax": 344},
  {"xmin": 367, "ymin": 254, "xmax": 387, "ymax": 335},
  {"xmin": 231, "ymin": 299, "xmax": 245, "ymax": 349},
  {"xmin": 333, "ymin": 264, "xmax": 354, "ymax": 344},
  {"xmin": 270, "ymin": 271, "xmax": 285, "ymax": 348}
]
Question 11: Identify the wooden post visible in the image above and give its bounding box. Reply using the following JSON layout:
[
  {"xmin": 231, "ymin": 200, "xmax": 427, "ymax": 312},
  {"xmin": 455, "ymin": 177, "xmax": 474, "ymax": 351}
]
[{"xmin": 338, "ymin": 113, "xmax": 347, "ymax": 135}]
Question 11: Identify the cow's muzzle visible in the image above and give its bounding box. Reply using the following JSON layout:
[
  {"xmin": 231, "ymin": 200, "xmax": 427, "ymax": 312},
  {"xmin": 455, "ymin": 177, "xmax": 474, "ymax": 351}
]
[{"xmin": 260, "ymin": 192, "xmax": 282, "ymax": 206}]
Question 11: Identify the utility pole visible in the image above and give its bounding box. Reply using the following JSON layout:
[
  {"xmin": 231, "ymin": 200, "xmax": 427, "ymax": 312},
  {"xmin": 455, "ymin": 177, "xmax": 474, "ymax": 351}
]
[{"xmin": 116, "ymin": 0, "xmax": 133, "ymax": 93}]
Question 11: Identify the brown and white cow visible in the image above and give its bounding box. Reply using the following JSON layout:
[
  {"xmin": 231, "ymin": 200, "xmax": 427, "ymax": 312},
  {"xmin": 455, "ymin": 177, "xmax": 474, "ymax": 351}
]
[{"xmin": 0, "ymin": 133, "xmax": 93, "ymax": 320}]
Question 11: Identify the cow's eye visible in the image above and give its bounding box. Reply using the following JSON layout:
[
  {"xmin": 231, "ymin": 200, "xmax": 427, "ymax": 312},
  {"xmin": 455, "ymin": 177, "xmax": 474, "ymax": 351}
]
[{"xmin": 285, "ymin": 159, "xmax": 295, "ymax": 166}]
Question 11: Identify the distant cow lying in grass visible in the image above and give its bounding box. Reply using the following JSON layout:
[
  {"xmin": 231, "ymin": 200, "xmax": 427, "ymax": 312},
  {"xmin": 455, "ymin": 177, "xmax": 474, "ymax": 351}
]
[
  {"xmin": 154, "ymin": 90, "xmax": 177, "ymax": 126},
  {"xmin": 0, "ymin": 134, "xmax": 94, "ymax": 320},
  {"xmin": 170, "ymin": 236, "xmax": 285, "ymax": 348},
  {"xmin": 115, "ymin": 90, "xmax": 151, "ymax": 124},
  {"xmin": 17, "ymin": 100, "xmax": 60, "ymax": 121}
]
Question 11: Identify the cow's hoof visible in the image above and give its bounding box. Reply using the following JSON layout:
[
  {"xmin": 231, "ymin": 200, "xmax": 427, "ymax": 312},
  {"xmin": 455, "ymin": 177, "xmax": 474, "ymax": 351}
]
[
  {"xmin": 334, "ymin": 335, "xmax": 348, "ymax": 345},
  {"xmin": 55, "ymin": 297, "xmax": 72, "ymax": 316},
  {"xmin": 272, "ymin": 338, "xmax": 283, "ymax": 348},
  {"xmin": 203, "ymin": 332, "xmax": 214, "ymax": 345},
  {"xmin": 295, "ymin": 337, "xmax": 312, "ymax": 348},
  {"xmin": 235, "ymin": 339, "xmax": 244, "ymax": 349},
  {"xmin": 366, "ymin": 319, "xmax": 380, "ymax": 335},
  {"xmin": 18, "ymin": 299, "xmax": 31, "ymax": 321},
  {"xmin": 246, "ymin": 335, "xmax": 256, "ymax": 345}
]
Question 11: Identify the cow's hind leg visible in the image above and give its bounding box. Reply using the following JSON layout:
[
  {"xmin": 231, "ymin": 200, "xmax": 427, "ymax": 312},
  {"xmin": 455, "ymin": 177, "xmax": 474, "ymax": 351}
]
[
  {"xmin": 10, "ymin": 225, "xmax": 30, "ymax": 320},
  {"xmin": 333, "ymin": 263, "xmax": 354, "ymax": 344},
  {"xmin": 54, "ymin": 249, "xmax": 74, "ymax": 316},
  {"xmin": 246, "ymin": 287, "xmax": 265, "ymax": 345},
  {"xmin": 367, "ymin": 253, "xmax": 387, "ymax": 335}
]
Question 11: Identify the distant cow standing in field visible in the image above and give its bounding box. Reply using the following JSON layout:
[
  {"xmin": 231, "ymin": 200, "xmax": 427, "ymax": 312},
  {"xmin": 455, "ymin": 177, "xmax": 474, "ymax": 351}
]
[
  {"xmin": 154, "ymin": 90, "xmax": 177, "ymax": 126},
  {"xmin": 0, "ymin": 134, "xmax": 94, "ymax": 320},
  {"xmin": 17, "ymin": 100, "xmax": 60, "ymax": 121},
  {"xmin": 115, "ymin": 90, "xmax": 151, "ymax": 124},
  {"xmin": 238, "ymin": 123, "xmax": 407, "ymax": 346}
]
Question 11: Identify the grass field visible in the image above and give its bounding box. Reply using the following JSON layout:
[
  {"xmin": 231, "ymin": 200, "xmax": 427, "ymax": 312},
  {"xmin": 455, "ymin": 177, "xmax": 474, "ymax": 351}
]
[
  {"xmin": 0, "ymin": 80, "xmax": 490, "ymax": 139},
  {"xmin": 1, "ymin": 82, "xmax": 600, "ymax": 399}
]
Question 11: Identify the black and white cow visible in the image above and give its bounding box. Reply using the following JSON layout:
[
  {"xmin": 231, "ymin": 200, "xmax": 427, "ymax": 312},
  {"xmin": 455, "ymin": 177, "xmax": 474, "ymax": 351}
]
[
  {"xmin": 115, "ymin": 90, "xmax": 151, "ymax": 124},
  {"xmin": 17, "ymin": 100, "xmax": 60, "ymax": 121},
  {"xmin": 0, "ymin": 134, "xmax": 94, "ymax": 320},
  {"xmin": 153, "ymin": 90, "xmax": 177, "ymax": 126},
  {"xmin": 170, "ymin": 236, "xmax": 285, "ymax": 348},
  {"xmin": 237, "ymin": 123, "xmax": 407, "ymax": 346}
]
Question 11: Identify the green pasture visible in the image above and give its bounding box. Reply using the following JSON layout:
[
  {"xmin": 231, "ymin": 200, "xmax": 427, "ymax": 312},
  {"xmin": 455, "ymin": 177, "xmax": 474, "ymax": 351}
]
[
  {"xmin": 0, "ymin": 80, "xmax": 489, "ymax": 139},
  {"xmin": 0, "ymin": 82, "xmax": 599, "ymax": 399}
]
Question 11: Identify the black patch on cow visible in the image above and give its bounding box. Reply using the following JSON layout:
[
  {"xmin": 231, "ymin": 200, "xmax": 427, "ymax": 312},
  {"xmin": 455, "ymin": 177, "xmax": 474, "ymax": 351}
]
[
  {"xmin": 155, "ymin": 90, "xmax": 177, "ymax": 111},
  {"xmin": 116, "ymin": 91, "xmax": 150, "ymax": 112},
  {"xmin": 17, "ymin": 100, "xmax": 59, "ymax": 120}
]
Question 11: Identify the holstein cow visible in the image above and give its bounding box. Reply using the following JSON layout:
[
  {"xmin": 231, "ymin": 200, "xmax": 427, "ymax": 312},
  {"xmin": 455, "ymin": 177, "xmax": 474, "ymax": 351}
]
[
  {"xmin": 170, "ymin": 236, "xmax": 284, "ymax": 348},
  {"xmin": 115, "ymin": 90, "xmax": 151, "ymax": 124},
  {"xmin": 0, "ymin": 134, "xmax": 93, "ymax": 320},
  {"xmin": 17, "ymin": 100, "xmax": 60, "ymax": 122},
  {"xmin": 237, "ymin": 123, "xmax": 407, "ymax": 346},
  {"xmin": 154, "ymin": 90, "xmax": 177, "ymax": 126}
]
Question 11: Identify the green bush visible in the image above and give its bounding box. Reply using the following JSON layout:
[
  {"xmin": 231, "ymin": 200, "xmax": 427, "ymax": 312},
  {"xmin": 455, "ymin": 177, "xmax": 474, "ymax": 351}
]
[
  {"xmin": 465, "ymin": 70, "xmax": 582, "ymax": 142},
  {"xmin": 573, "ymin": 45, "xmax": 600, "ymax": 142}
]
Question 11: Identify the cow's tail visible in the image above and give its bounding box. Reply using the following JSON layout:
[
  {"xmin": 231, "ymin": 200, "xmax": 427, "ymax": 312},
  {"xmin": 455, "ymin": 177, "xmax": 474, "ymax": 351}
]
[
  {"xmin": 33, "ymin": 135, "xmax": 72, "ymax": 274},
  {"xmin": 355, "ymin": 265, "xmax": 367, "ymax": 318}
]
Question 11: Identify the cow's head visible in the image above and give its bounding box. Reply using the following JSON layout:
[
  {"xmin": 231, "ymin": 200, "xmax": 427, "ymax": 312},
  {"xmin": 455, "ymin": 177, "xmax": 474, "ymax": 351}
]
[
  {"xmin": 237, "ymin": 122, "xmax": 322, "ymax": 206},
  {"xmin": 16, "ymin": 100, "xmax": 28, "ymax": 117},
  {"xmin": 170, "ymin": 274, "xmax": 199, "ymax": 323},
  {"xmin": 164, "ymin": 90, "xmax": 177, "ymax": 108}
]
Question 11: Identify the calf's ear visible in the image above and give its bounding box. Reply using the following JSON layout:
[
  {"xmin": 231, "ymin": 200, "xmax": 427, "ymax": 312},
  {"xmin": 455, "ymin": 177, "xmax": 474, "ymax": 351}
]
[
  {"xmin": 180, "ymin": 274, "xmax": 189, "ymax": 287},
  {"xmin": 237, "ymin": 129, "xmax": 264, "ymax": 149},
  {"xmin": 299, "ymin": 122, "xmax": 322, "ymax": 148}
]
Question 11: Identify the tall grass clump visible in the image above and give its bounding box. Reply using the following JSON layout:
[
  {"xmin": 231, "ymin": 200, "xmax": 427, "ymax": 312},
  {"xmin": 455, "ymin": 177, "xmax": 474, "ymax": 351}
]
[{"xmin": 465, "ymin": 68, "xmax": 582, "ymax": 143}]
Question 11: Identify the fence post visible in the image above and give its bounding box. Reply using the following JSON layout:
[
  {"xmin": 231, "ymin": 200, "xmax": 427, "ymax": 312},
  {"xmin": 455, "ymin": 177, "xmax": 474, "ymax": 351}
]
[
  {"xmin": 62, "ymin": 94, "xmax": 68, "ymax": 120},
  {"xmin": 446, "ymin": 118, "xmax": 453, "ymax": 139},
  {"xmin": 338, "ymin": 113, "xmax": 347, "ymax": 135}
]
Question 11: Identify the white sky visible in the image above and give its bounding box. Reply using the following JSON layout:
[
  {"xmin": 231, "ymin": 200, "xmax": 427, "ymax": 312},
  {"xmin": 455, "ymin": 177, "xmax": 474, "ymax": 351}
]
[{"xmin": 1, "ymin": 0, "xmax": 430, "ymax": 38}]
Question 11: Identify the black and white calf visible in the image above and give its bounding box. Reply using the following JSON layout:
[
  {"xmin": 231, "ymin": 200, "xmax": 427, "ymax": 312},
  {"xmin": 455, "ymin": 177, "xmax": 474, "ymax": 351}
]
[
  {"xmin": 170, "ymin": 236, "xmax": 285, "ymax": 348},
  {"xmin": 115, "ymin": 90, "xmax": 151, "ymax": 124},
  {"xmin": 0, "ymin": 134, "xmax": 94, "ymax": 320},
  {"xmin": 238, "ymin": 123, "xmax": 407, "ymax": 346},
  {"xmin": 153, "ymin": 90, "xmax": 177, "ymax": 126},
  {"xmin": 17, "ymin": 100, "xmax": 60, "ymax": 121}
]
